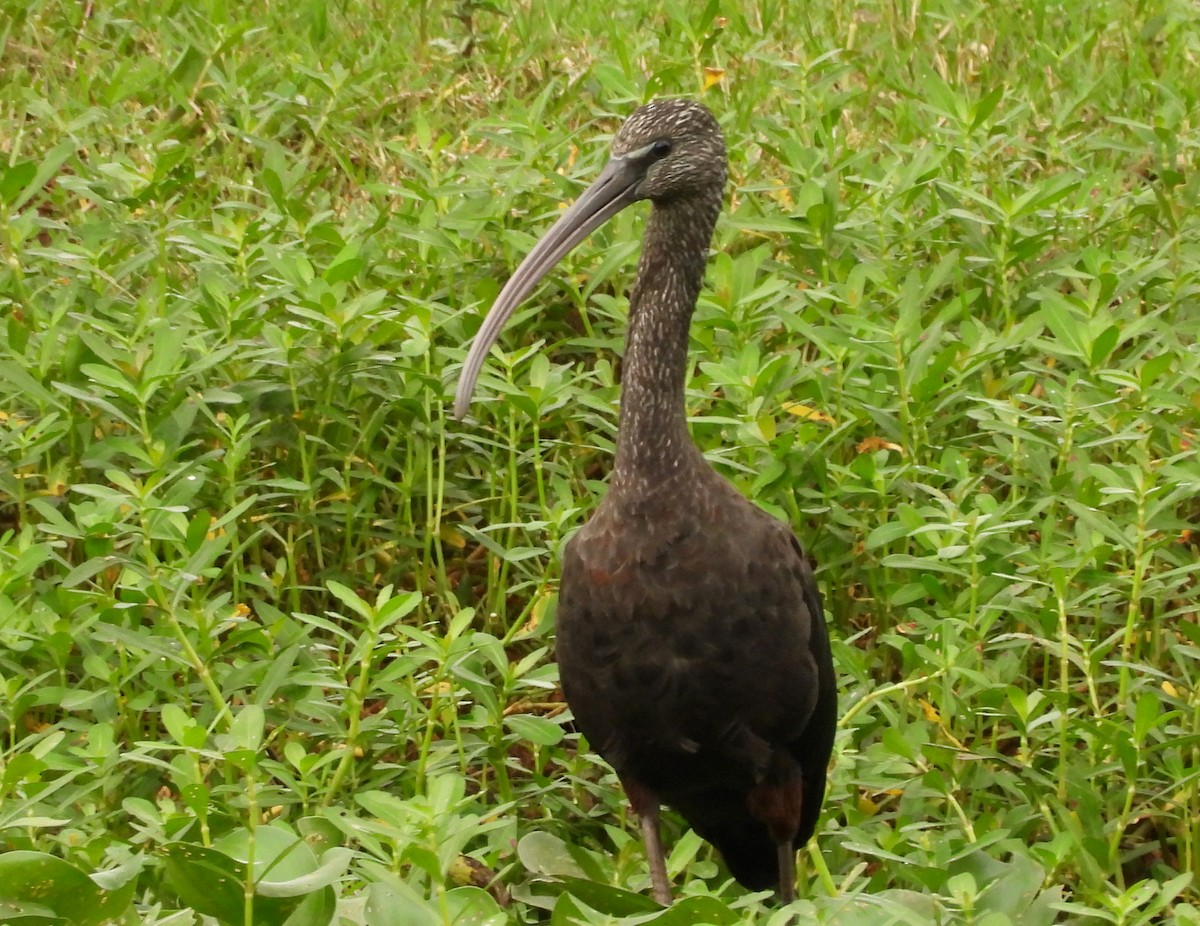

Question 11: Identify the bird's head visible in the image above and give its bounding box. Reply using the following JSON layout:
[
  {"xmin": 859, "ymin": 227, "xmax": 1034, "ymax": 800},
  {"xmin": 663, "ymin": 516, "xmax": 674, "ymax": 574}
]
[
  {"xmin": 610, "ymin": 98, "xmax": 727, "ymax": 204},
  {"xmin": 453, "ymin": 99, "xmax": 726, "ymax": 419}
]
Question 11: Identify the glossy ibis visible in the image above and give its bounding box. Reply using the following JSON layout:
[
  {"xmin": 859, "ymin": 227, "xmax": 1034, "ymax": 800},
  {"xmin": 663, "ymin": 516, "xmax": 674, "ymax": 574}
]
[{"xmin": 455, "ymin": 99, "xmax": 836, "ymax": 904}]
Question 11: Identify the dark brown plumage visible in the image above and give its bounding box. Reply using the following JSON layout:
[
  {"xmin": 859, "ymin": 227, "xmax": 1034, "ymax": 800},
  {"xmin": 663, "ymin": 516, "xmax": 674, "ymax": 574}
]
[{"xmin": 455, "ymin": 99, "xmax": 837, "ymax": 904}]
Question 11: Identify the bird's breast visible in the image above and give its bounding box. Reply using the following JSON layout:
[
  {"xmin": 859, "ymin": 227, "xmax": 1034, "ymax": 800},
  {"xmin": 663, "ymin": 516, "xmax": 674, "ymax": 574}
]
[{"xmin": 555, "ymin": 493, "xmax": 819, "ymax": 774}]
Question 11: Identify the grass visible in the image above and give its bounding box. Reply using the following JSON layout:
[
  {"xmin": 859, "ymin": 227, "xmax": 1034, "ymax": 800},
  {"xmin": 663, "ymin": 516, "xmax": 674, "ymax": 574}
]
[{"xmin": 1, "ymin": 0, "xmax": 1199, "ymax": 922}]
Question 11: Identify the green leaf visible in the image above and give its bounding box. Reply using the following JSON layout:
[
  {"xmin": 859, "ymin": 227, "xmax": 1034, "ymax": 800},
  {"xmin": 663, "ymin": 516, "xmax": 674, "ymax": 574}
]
[
  {"xmin": 505, "ymin": 713, "xmax": 564, "ymax": 746},
  {"xmin": 229, "ymin": 704, "xmax": 265, "ymax": 752},
  {"xmin": 0, "ymin": 161, "xmax": 36, "ymax": 204},
  {"xmin": 161, "ymin": 842, "xmax": 253, "ymax": 924},
  {"xmin": 376, "ymin": 590, "xmax": 423, "ymax": 628},
  {"xmin": 364, "ymin": 882, "xmax": 439, "ymax": 926},
  {"xmin": 517, "ymin": 832, "xmax": 588, "ymax": 879},
  {"xmin": 326, "ymin": 580, "xmax": 373, "ymax": 620},
  {"xmin": 1090, "ymin": 324, "xmax": 1120, "ymax": 368},
  {"xmin": 163, "ymin": 829, "xmax": 334, "ymax": 926},
  {"xmin": 1140, "ymin": 353, "xmax": 1172, "ymax": 388},
  {"xmin": 553, "ymin": 876, "xmax": 660, "ymax": 916},
  {"xmin": 866, "ymin": 521, "xmax": 915, "ymax": 550},
  {"xmin": 256, "ymin": 848, "xmax": 351, "ymax": 898},
  {"xmin": 1038, "ymin": 291, "xmax": 1089, "ymax": 359},
  {"xmin": 253, "ymin": 645, "xmax": 302, "ymax": 708},
  {"xmin": 1134, "ymin": 691, "xmax": 1163, "ymax": 741},
  {"xmin": 643, "ymin": 895, "xmax": 741, "ymax": 924},
  {"xmin": 0, "ymin": 851, "xmax": 137, "ymax": 926},
  {"xmin": 879, "ymin": 554, "xmax": 968, "ymax": 576},
  {"xmin": 443, "ymin": 887, "xmax": 506, "ymax": 926},
  {"xmin": 971, "ymin": 86, "xmax": 1004, "ymax": 130},
  {"xmin": 80, "ymin": 363, "xmax": 138, "ymax": 399},
  {"xmin": 0, "ymin": 143, "xmax": 73, "ymax": 210},
  {"xmin": 323, "ymin": 241, "xmax": 364, "ymax": 284},
  {"xmin": 160, "ymin": 703, "xmax": 205, "ymax": 749}
]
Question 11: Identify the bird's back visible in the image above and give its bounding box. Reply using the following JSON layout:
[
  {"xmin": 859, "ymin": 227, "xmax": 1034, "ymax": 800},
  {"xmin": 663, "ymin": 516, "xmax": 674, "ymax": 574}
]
[{"xmin": 556, "ymin": 470, "xmax": 836, "ymax": 889}]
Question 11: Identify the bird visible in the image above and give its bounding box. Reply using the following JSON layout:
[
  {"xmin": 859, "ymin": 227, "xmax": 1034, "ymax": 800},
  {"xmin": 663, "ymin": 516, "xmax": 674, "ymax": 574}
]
[{"xmin": 454, "ymin": 98, "xmax": 837, "ymax": 905}]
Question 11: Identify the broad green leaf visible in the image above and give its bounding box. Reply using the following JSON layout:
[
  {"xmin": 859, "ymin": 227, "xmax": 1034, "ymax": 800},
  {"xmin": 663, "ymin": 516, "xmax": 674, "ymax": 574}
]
[
  {"xmin": 0, "ymin": 851, "xmax": 137, "ymax": 926},
  {"xmin": 517, "ymin": 832, "xmax": 588, "ymax": 879},
  {"xmin": 505, "ymin": 712, "xmax": 565, "ymax": 746}
]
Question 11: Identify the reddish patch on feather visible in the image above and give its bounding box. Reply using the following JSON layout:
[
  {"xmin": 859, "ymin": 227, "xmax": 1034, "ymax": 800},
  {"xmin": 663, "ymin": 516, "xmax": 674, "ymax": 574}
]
[{"xmin": 746, "ymin": 776, "xmax": 804, "ymax": 845}]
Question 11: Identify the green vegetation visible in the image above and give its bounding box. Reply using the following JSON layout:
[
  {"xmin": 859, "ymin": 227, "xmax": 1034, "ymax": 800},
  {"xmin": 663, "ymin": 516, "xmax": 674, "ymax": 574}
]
[{"xmin": 2, "ymin": 0, "xmax": 1199, "ymax": 922}]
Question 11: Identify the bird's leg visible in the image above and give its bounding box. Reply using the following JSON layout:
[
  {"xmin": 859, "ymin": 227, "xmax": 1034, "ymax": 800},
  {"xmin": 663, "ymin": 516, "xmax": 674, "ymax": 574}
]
[
  {"xmin": 776, "ymin": 842, "xmax": 796, "ymax": 904},
  {"xmin": 623, "ymin": 778, "xmax": 672, "ymax": 905},
  {"xmin": 640, "ymin": 804, "xmax": 672, "ymax": 905}
]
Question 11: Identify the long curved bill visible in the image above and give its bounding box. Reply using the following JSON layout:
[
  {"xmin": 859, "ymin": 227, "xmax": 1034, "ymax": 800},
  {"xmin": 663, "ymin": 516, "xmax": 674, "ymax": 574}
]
[{"xmin": 453, "ymin": 156, "xmax": 642, "ymax": 419}]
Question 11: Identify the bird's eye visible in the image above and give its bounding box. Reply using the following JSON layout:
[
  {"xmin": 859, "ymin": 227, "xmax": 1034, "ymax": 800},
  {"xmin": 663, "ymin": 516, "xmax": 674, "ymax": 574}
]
[{"xmin": 650, "ymin": 139, "xmax": 672, "ymax": 159}]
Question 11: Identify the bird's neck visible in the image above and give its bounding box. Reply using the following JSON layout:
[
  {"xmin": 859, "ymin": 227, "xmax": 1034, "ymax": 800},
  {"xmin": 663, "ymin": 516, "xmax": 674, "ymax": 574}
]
[{"xmin": 612, "ymin": 197, "xmax": 720, "ymax": 490}]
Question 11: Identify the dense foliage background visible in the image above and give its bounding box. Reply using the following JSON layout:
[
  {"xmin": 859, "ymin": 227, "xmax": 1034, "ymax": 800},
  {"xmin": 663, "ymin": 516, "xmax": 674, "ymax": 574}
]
[{"xmin": 2, "ymin": 0, "xmax": 1199, "ymax": 922}]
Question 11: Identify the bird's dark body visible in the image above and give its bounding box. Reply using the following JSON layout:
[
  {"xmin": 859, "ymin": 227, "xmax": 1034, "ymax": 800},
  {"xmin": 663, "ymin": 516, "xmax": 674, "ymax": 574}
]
[
  {"xmin": 455, "ymin": 98, "xmax": 837, "ymax": 900},
  {"xmin": 558, "ymin": 465, "xmax": 836, "ymax": 889}
]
